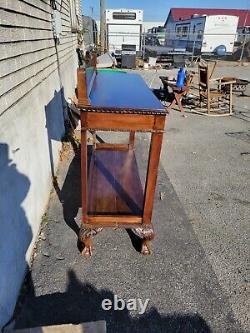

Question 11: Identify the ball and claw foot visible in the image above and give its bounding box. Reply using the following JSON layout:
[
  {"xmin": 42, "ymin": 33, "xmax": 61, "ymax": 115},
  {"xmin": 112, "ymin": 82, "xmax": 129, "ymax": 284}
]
[
  {"xmin": 80, "ymin": 237, "xmax": 93, "ymax": 257},
  {"xmin": 141, "ymin": 240, "xmax": 152, "ymax": 255},
  {"xmin": 79, "ymin": 227, "xmax": 103, "ymax": 257},
  {"xmin": 132, "ymin": 226, "xmax": 155, "ymax": 255}
]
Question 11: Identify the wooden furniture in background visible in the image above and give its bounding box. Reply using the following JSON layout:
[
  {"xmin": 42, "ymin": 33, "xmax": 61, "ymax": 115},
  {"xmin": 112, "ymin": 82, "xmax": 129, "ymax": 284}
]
[
  {"xmin": 198, "ymin": 62, "xmax": 236, "ymax": 115},
  {"xmin": 77, "ymin": 59, "xmax": 167, "ymax": 256},
  {"xmin": 160, "ymin": 74, "xmax": 194, "ymax": 114}
]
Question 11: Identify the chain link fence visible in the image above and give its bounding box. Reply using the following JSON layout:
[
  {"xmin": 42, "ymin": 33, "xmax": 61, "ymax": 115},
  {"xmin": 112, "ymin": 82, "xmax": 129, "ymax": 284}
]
[
  {"xmin": 141, "ymin": 32, "xmax": 250, "ymax": 63},
  {"xmin": 86, "ymin": 30, "xmax": 250, "ymax": 64},
  {"xmin": 82, "ymin": 25, "xmax": 250, "ymax": 64}
]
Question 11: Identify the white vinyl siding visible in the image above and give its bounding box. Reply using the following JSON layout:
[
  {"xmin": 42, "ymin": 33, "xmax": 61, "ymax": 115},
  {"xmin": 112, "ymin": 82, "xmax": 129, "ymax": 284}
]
[{"xmin": 0, "ymin": 0, "xmax": 81, "ymax": 116}]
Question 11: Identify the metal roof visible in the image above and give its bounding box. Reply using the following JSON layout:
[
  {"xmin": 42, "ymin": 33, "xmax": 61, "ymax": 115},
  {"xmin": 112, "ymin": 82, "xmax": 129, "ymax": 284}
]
[{"xmin": 165, "ymin": 8, "xmax": 250, "ymax": 27}]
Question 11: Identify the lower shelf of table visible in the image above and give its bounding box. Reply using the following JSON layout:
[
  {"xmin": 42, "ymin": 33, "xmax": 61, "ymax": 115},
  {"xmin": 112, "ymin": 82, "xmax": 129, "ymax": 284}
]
[{"xmin": 86, "ymin": 148, "xmax": 144, "ymax": 225}]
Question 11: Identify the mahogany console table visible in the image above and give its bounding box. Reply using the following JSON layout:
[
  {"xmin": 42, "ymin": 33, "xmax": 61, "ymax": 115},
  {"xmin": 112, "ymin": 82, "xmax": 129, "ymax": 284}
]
[{"xmin": 77, "ymin": 65, "xmax": 167, "ymax": 256}]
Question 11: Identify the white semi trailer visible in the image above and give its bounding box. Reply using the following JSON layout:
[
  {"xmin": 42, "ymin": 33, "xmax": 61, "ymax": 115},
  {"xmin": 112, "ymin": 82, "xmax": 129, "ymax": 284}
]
[
  {"xmin": 165, "ymin": 14, "xmax": 239, "ymax": 54},
  {"xmin": 105, "ymin": 8, "xmax": 143, "ymax": 55}
]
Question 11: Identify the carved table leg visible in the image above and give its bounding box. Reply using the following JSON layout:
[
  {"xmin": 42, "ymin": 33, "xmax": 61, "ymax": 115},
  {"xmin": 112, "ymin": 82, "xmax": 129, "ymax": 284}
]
[
  {"xmin": 133, "ymin": 131, "xmax": 164, "ymax": 255},
  {"xmin": 131, "ymin": 225, "xmax": 155, "ymax": 255},
  {"xmin": 79, "ymin": 227, "xmax": 103, "ymax": 257},
  {"xmin": 129, "ymin": 131, "xmax": 135, "ymax": 150}
]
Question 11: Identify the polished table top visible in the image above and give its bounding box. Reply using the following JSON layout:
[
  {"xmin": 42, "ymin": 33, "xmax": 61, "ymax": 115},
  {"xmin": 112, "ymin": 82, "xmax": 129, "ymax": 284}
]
[{"xmin": 88, "ymin": 72, "xmax": 165, "ymax": 113}]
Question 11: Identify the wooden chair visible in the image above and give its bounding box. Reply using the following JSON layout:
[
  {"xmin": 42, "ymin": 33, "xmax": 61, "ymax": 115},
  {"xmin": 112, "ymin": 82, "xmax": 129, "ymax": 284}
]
[
  {"xmin": 166, "ymin": 73, "xmax": 194, "ymax": 115},
  {"xmin": 84, "ymin": 51, "xmax": 97, "ymax": 68},
  {"xmin": 198, "ymin": 62, "xmax": 235, "ymax": 115}
]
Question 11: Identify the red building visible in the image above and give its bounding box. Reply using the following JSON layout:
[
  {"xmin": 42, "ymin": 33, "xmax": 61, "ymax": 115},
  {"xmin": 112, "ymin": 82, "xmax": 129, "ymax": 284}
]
[{"xmin": 164, "ymin": 8, "xmax": 250, "ymax": 32}]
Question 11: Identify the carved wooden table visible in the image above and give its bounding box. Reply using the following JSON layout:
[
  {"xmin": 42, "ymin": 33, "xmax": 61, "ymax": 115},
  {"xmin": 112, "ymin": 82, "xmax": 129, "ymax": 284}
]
[{"xmin": 77, "ymin": 67, "xmax": 167, "ymax": 256}]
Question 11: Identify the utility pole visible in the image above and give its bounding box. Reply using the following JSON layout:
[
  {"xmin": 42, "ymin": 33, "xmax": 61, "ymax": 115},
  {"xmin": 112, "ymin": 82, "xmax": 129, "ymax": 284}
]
[
  {"xmin": 100, "ymin": 0, "xmax": 106, "ymax": 54},
  {"xmin": 239, "ymin": 11, "xmax": 248, "ymax": 63},
  {"xmin": 90, "ymin": 6, "xmax": 94, "ymax": 17}
]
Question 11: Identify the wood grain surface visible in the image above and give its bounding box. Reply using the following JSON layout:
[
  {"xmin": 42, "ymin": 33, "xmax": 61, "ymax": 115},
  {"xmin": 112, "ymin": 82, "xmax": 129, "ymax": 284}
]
[{"xmin": 87, "ymin": 149, "xmax": 144, "ymax": 217}]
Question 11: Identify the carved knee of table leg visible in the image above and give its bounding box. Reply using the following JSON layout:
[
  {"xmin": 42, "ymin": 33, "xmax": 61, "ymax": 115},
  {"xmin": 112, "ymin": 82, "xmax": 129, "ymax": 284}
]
[
  {"xmin": 78, "ymin": 227, "xmax": 103, "ymax": 257},
  {"xmin": 132, "ymin": 225, "xmax": 155, "ymax": 255}
]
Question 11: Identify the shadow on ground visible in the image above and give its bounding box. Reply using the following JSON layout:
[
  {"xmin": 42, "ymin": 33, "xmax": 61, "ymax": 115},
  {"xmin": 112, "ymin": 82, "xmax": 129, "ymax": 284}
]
[
  {"xmin": 15, "ymin": 270, "xmax": 211, "ymax": 333},
  {"xmin": 0, "ymin": 143, "xmax": 32, "ymax": 329},
  {"xmin": 225, "ymin": 130, "xmax": 250, "ymax": 143}
]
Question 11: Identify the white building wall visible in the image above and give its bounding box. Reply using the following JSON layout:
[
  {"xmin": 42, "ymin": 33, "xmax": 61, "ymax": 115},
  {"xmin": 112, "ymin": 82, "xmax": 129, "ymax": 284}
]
[
  {"xmin": 0, "ymin": 0, "xmax": 81, "ymax": 328},
  {"xmin": 96, "ymin": 20, "xmax": 164, "ymax": 33}
]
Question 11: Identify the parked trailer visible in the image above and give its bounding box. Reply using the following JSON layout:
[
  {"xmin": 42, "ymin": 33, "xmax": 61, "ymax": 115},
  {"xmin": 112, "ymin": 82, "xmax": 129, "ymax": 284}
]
[
  {"xmin": 165, "ymin": 15, "xmax": 239, "ymax": 54},
  {"xmin": 106, "ymin": 9, "xmax": 143, "ymax": 56}
]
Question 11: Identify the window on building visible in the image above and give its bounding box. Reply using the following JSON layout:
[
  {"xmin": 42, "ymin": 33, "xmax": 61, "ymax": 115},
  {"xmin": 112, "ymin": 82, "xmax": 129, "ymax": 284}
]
[
  {"xmin": 182, "ymin": 26, "xmax": 188, "ymax": 37},
  {"xmin": 69, "ymin": 0, "xmax": 80, "ymax": 32},
  {"xmin": 176, "ymin": 26, "xmax": 182, "ymax": 37},
  {"xmin": 113, "ymin": 12, "xmax": 136, "ymax": 20},
  {"xmin": 197, "ymin": 30, "xmax": 203, "ymax": 39}
]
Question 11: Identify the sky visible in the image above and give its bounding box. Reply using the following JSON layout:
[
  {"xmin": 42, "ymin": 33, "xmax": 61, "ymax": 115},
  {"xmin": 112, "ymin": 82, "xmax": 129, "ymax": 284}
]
[{"xmin": 81, "ymin": 0, "xmax": 250, "ymax": 22}]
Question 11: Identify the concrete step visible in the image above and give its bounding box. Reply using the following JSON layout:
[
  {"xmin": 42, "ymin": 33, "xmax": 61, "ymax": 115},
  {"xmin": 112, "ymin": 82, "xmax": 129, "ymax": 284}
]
[{"xmin": 12, "ymin": 322, "xmax": 106, "ymax": 333}]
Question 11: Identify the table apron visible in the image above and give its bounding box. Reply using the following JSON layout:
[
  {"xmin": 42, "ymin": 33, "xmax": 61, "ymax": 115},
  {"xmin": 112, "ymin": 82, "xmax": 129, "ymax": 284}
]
[{"xmin": 81, "ymin": 113, "xmax": 166, "ymax": 132}]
